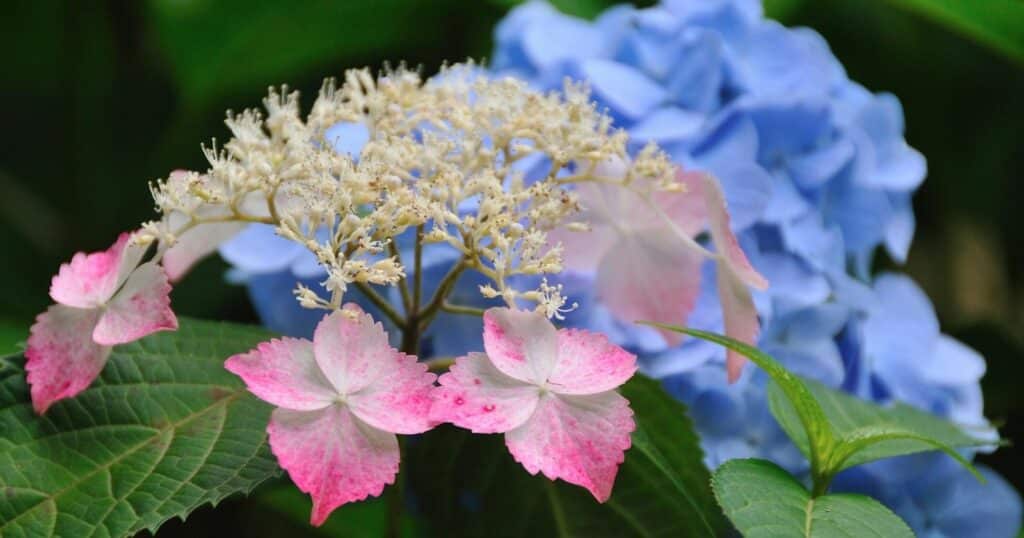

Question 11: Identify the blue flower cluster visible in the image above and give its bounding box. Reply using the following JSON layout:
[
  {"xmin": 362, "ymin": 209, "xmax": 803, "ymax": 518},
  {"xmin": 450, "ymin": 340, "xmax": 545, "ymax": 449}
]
[{"xmin": 217, "ymin": 1, "xmax": 1020, "ymax": 534}]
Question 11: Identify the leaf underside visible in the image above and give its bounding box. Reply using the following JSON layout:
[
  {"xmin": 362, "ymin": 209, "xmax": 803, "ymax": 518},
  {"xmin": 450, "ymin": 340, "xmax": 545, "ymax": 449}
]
[
  {"xmin": 406, "ymin": 375, "xmax": 726, "ymax": 537},
  {"xmin": 0, "ymin": 318, "xmax": 280, "ymax": 537},
  {"xmin": 712, "ymin": 458, "xmax": 914, "ymax": 538}
]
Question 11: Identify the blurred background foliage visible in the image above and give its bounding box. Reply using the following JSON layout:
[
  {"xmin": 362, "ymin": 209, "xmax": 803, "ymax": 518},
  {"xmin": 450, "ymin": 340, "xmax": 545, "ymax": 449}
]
[{"xmin": 1, "ymin": 0, "xmax": 1022, "ymax": 535}]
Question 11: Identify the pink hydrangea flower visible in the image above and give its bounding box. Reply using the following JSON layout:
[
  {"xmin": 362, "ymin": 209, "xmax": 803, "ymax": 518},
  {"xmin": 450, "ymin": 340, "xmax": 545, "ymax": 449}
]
[
  {"xmin": 225, "ymin": 305, "xmax": 436, "ymax": 526},
  {"xmin": 431, "ymin": 307, "xmax": 637, "ymax": 502},
  {"xmin": 554, "ymin": 163, "xmax": 767, "ymax": 382},
  {"xmin": 26, "ymin": 232, "xmax": 178, "ymax": 414}
]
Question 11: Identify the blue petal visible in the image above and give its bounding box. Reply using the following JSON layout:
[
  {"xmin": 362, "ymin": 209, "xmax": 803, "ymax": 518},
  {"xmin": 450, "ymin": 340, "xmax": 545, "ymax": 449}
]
[
  {"xmin": 578, "ymin": 59, "xmax": 667, "ymax": 123},
  {"xmin": 885, "ymin": 192, "xmax": 916, "ymax": 263},
  {"xmin": 664, "ymin": 29, "xmax": 724, "ymax": 112},
  {"xmin": 913, "ymin": 464, "xmax": 1022, "ymax": 538},
  {"xmin": 219, "ymin": 223, "xmax": 304, "ymax": 275},
  {"xmin": 325, "ymin": 121, "xmax": 369, "ymax": 158},
  {"xmin": 628, "ymin": 106, "xmax": 706, "ymax": 145}
]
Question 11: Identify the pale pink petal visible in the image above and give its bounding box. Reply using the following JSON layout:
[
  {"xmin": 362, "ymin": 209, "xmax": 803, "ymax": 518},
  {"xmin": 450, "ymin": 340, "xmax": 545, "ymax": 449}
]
[
  {"xmin": 655, "ymin": 168, "xmax": 707, "ymax": 237},
  {"xmin": 347, "ymin": 349, "xmax": 436, "ymax": 435},
  {"xmin": 717, "ymin": 261, "xmax": 760, "ymax": 383},
  {"xmin": 430, "ymin": 352, "xmax": 540, "ymax": 434},
  {"xmin": 49, "ymin": 232, "xmax": 147, "ymax": 308},
  {"xmin": 506, "ymin": 391, "xmax": 634, "ymax": 502},
  {"xmin": 482, "ymin": 308, "xmax": 559, "ymax": 384},
  {"xmin": 163, "ymin": 222, "xmax": 245, "ymax": 282},
  {"xmin": 312, "ymin": 306, "xmax": 392, "ymax": 395},
  {"xmin": 268, "ymin": 405, "xmax": 399, "ymax": 526},
  {"xmin": 703, "ymin": 174, "xmax": 768, "ymax": 290},
  {"xmin": 547, "ymin": 224, "xmax": 616, "ymax": 273},
  {"xmin": 25, "ymin": 305, "xmax": 111, "ymax": 414},
  {"xmin": 547, "ymin": 329, "xmax": 636, "ymax": 395},
  {"xmin": 92, "ymin": 262, "xmax": 178, "ymax": 346},
  {"xmin": 595, "ymin": 230, "xmax": 703, "ymax": 346},
  {"xmin": 225, "ymin": 337, "xmax": 337, "ymax": 411}
]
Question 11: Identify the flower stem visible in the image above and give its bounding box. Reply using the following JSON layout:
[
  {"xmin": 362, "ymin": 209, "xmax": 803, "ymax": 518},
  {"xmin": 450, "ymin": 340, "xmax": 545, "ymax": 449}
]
[{"xmin": 353, "ymin": 281, "xmax": 405, "ymax": 328}]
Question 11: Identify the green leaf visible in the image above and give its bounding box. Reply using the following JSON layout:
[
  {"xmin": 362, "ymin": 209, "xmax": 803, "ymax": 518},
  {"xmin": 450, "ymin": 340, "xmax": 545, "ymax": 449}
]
[
  {"xmin": 768, "ymin": 379, "xmax": 993, "ymax": 477},
  {"xmin": 878, "ymin": 0, "xmax": 1024, "ymax": 64},
  {"xmin": 406, "ymin": 374, "xmax": 726, "ymax": 537},
  {"xmin": 712, "ymin": 458, "xmax": 914, "ymax": 538},
  {"xmin": 144, "ymin": 0, "xmax": 490, "ymax": 109},
  {"xmin": 640, "ymin": 324, "xmax": 836, "ymax": 476},
  {"xmin": 0, "ymin": 318, "xmax": 280, "ymax": 537}
]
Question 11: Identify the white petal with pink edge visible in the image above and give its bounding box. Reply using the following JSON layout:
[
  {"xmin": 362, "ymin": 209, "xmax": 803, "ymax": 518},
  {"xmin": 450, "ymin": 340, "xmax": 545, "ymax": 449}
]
[
  {"xmin": 703, "ymin": 174, "xmax": 768, "ymax": 290},
  {"xmin": 92, "ymin": 262, "xmax": 178, "ymax": 346},
  {"xmin": 25, "ymin": 305, "xmax": 111, "ymax": 414},
  {"xmin": 224, "ymin": 337, "xmax": 337, "ymax": 411},
  {"xmin": 312, "ymin": 307, "xmax": 392, "ymax": 395},
  {"xmin": 268, "ymin": 405, "xmax": 399, "ymax": 526},
  {"xmin": 547, "ymin": 328, "xmax": 637, "ymax": 395},
  {"xmin": 482, "ymin": 308, "xmax": 559, "ymax": 384},
  {"xmin": 347, "ymin": 349, "xmax": 436, "ymax": 435},
  {"xmin": 505, "ymin": 390, "xmax": 634, "ymax": 502},
  {"xmin": 717, "ymin": 261, "xmax": 760, "ymax": 383},
  {"xmin": 430, "ymin": 352, "xmax": 541, "ymax": 434},
  {"xmin": 163, "ymin": 222, "xmax": 246, "ymax": 282},
  {"xmin": 49, "ymin": 232, "xmax": 147, "ymax": 308}
]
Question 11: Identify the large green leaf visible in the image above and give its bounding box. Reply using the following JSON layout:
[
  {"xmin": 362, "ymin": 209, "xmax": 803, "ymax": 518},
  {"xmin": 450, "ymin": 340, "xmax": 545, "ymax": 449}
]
[
  {"xmin": 144, "ymin": 0, "xmax": 493, "ymax": 109},
  {"xmin": 406, "ymin": 374, "xmax": 726, "ymax": 537},
  {"xmin": 768, "ymin": 379, "xmax": 992, "ymax": 475},
  {"xmin": 0, "ymin": 319, "xmax": 280, "ymax": 537},
  {"xmin": 879, "ymin": 0, "xmax": 1024, "ymax": 63},
  {"xmin": 712, "ymin": 458, "xmax": 914, "ymax": 538}
]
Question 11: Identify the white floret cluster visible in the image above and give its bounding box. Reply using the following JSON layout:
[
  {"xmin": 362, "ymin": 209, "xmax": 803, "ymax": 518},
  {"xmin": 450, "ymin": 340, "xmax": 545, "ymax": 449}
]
[{"xmin": 142, "ymin": 64, "xmax": 679, "ymax": 317}]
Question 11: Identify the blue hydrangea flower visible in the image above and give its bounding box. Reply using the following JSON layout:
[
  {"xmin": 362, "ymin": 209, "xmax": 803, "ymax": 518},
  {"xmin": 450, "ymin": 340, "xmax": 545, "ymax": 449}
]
[{"xmin": 490, "ymin": 1, "xmax": 1018, "ymax": 535}]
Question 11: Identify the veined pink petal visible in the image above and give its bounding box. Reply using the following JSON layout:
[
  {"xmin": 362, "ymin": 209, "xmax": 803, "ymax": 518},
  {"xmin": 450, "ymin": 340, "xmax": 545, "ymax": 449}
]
[
  {"xmin": 25, "ymin": 305, "xmax": 111, "ymax": 414},
  {"xmin": 430, "ymin": 352, "xmax": 540, "ymax": 434},
  {"xmin": 347, "ymin": 348, "xmax": 436, "ymax": 435},
  {"xmin": 49, "ymin": 232, "xmax": 147, "ymax": 308},
  {"xmin": 717, "ymin": 261, "xmax": 760, "ymax": 383},
  {"xmin": 595, "ymin": 230, "xmax": 703, "ymax": 346},
  {"xmin": 268, "ymin": 405, "xmax": 399, "ymax": 526},
  {"xmin": 225, "ymin": 337, "xmax": 337, "ymax": 411},
  {"xmin": 482, "ymin": 308, "xmax": 559, "ymax": 384},
  {"xmin": 547, "ymin": 225, "xmax": 615, "ymax": 273},
  {"xmin": 656, "ymin": 168, "xmax": 707, "ymax": 237},
  {"xmin": 702, "ymin": 174, "xmax": 768, "ymax": 290},
  {"xmin": 506, "ymin": 391, "xmax": 634, "ymax": 502},
  {"xmin": 163, "ymin": 222, "xmax": 246, "ymax": 282},
  {"xmin": 92, "ymin": 262, "xmax": 178, "ymax": 346},
  {"xmin": 312, "ymin": 307, "xmax": 392, "ymax": 395},
  {"xmin": 547, "ymin": 329, "xmax": 636, "ymax": 395}
]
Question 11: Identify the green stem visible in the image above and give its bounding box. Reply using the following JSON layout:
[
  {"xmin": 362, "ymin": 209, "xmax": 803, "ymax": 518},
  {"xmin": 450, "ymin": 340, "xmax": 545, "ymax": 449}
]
[
  {"xmin": 389, "ymin": 240, "xmax": 413, "ymax": 315},
  {"xmin": 440, "ymin": 302, "xmax": 485, "ymax": 317},
  {"xmin": 386, "ymin": 437, "xmax": 406, "ymax": 538},
  {"xmin": 353, "ymin": 281, "xmax": 405, "ymax": 328},
  {"xmin": 413, "ymin": 224, "xmax": 424, "ymax": 313},
  {"xmin": 418, "ymin": 259, "xmax": 468, "ymax": 330}
]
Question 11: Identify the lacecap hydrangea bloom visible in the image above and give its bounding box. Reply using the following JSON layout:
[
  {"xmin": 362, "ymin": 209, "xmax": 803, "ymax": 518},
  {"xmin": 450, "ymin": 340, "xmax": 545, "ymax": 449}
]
[
  {"xmin": 26, "ymin": 64, "xmax": 768, "ymax": 525},
  {"xmin": 489, "ymin": 1, "xmax": 1019, "ymax": 535},
  {"xmin": 214, "ymin": 1, "xmax": 1017, "ymax": 534}
]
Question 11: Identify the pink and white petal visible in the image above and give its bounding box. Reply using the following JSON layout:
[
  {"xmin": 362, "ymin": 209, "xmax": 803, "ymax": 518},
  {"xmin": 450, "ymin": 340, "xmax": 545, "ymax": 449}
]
[
  {"xmin": 312, "ymin": 306, "xmax": 393, "ymax": 395},
  {"xmin": 224, "ymin": 337, "xmax": 337, "ymax": 411},
  {"xmin": 25, "ymin": 305, "xmax": 111, "ymax": 414},
  {"xmin": 547, "ymin": 224, "xmax": 616, "ymax": 274},
  {"xmin": 163, "ymin": 222, "xmax": 246, "ymax": 282},
  {"xmin": 93, "ymin": 262, "xmax": 178, "ymax": 346},
  {"xmin": 717, "ymin": 261, "xmax": 760, "ymax": 383},
  {"xmin": 268, "ymin": 405, "xmax": 399, "ymax": 526},
  {"xmin": 347, "ymin": 350, "xmax": 436, "ymax": 435},
  {"xmin": 50, "ymin": 232, "xmax": 146, "ymax": 308},
  {"xmin": 654, "ymin": 168, "xmax": 708, "ymax": 237},
  {"xmin": 595, "ymin": 231, "xmax": 703, "ymax": 347},
  {"xmin": 703, "ymin": 175, "xmax": 768, "ymax": 290},
  {"xmin": 482, "ymin": 308, "xmax": 560, "ymax": 384},
  {"xmin": 430, "ymin": 352, "xmax": 540, "ymax": 434},
  {"xmin": 547, "ymin": 329, "xmax": 636, "ymax": 395},
  {"xmin": 506, "ymin": 390, "xmax": 634, "ymax": 502}
]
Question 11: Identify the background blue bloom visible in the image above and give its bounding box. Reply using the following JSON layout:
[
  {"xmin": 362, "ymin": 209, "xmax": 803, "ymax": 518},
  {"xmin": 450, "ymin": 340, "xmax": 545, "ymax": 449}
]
[{"xmin": 488, "ymin": 1, "xmax": 1019, "ymax": 535}]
